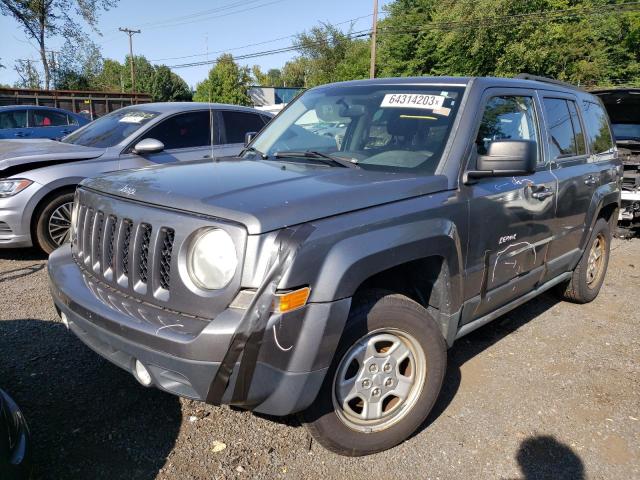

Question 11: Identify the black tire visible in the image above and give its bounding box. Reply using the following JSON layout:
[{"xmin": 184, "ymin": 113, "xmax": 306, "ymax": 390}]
[
  {"xmin": 34, "ymin": 191, "xmax": 75, "ymax": 254},
  {"xmin": 301, "ymin": 290, "xmax": 447, "ymax": 456},
  {"xmin": 555, "ymin": 218, "xmax": 611, "ymax": 304}
]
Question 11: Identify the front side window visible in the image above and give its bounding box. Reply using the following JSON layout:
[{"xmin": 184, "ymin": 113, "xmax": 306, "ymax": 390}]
[
  {"xmin": 0, "ymin": 110, "xmax": 27, "ymax": 129},
  {"xmin": 582, "ymin": 101, "xmax": 615, "ymax": 154},
  {"xmin": 141, "ymin": 111, "xmax": 213, "ymax": 150},
  {"xmin": 476, "ymin": 95, "xmax": 539, "ymax": 161},
  {"xmin": 32, "ymin": 109, "xmax": 68, "ymax": 127},
  {"xmin": 543, "ymin": 98, "xmax": 585, "ymax": 159},
  {"xmin": 62, "ymin": 108, "xmax": 160, "ymax": 148},
  {"xmin": 247, "ymin": 85, "xmax": 464, "ymax": 173},
  {"xmin": 221, "ymin": 111, "xmax": 266, "ymax": 144}
]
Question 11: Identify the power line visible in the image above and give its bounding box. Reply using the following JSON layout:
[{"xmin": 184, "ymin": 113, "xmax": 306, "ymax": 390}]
[
  {"xmin": 150, "ymin": 13, "xmax": 375, "ymax": 62},
  {"xmin": 165, "ymin": 2, "xmax": 640, "ymax": 71}
]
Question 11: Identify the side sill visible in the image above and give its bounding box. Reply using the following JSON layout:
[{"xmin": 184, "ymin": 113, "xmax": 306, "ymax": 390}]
[{"xmin": 454, "ymin": 272, "xmax": 572, "ymax": 341}]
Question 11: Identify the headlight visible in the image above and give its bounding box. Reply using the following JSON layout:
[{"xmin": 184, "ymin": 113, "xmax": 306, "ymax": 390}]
[
  {"xmin": 187, "ymin": 228, "xmax": 237, "ymax": 290},
  {"xmin": 0, "ymin": 179, "xmax": 33, "ymax": 197}
]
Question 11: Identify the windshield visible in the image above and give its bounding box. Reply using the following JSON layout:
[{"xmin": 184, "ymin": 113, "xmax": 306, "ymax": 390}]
[
  {"xmin": 62, "ymin": 108, "xmax": 160, "ymax": 148},
  {"xmin": 612, "ymin": 123, "xmax": 640, "ymax": 141},
  {"xmin": 247, "ymin": 84, "xmax": 464, "ymax": 173}
]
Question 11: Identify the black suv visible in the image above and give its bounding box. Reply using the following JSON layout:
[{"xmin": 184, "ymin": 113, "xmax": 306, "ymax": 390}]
[{"xmin": 48, "ymin": 75, "xmax": 621, "ymax": 456}]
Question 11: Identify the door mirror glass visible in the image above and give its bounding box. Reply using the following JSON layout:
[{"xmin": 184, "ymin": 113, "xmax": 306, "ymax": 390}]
[
  {"xmin": 244, "ymin": 131, "xmax": 257, "ymax": 147},
  {"xmin": 133, "ymin": 138, "xmax": 165, "ymax": 154}
]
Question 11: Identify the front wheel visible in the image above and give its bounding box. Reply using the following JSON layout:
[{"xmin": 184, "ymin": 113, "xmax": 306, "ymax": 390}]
[
  {"xmin": 301, "ymin": 290, "xmax": 446, "ymax": 456},
  {"xmin": 34, "ymin": 191, "xmax": 75, "ymax": 254}
]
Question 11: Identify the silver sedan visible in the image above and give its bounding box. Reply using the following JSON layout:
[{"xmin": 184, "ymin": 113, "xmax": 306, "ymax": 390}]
[{"xmin": 0, "ymin": 102, "xmax": 271, "ymax": 253}]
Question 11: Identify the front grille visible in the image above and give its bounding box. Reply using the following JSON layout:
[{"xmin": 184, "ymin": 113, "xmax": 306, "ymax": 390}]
[
  {"xmin": 159, "ymin": 228, "xmax": 175, "ymax": 290},
  {"xmin": 0, "ymin": 221, "xmax": 11, "ymax": 235},
  {"xmin": 138, "ymin": 224, "xmax": 152, "ymax": 284},
  {"xmin": 73, "ymin": 207, "xmax": 175, "ymax": 298},
  {"xmin": 71, "ymin": 188, "xmax": 245, "ymax": 319}
]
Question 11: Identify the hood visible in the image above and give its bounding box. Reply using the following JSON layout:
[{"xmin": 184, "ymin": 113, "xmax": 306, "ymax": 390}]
[
  {"xmin": 81, "ymin": 159, "xmax": 449, "ymax": 234},
  {"xmin": 0, "ymin": 139, "xmax": 105, "ymax": 176}
]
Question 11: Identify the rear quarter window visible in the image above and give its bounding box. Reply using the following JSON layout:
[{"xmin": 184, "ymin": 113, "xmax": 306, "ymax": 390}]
[{"xmin": 581, "ymin": 101, "xmax": 615, "ymax": 154}]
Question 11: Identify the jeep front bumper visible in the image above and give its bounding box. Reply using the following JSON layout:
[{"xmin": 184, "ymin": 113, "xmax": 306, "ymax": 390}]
[{"xmin": 48, "ymin": 244, "xmax": 350, "ymax": 416}]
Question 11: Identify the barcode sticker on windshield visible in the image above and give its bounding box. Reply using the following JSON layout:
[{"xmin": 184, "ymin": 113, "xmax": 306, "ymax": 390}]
[
  {"xmin": 119, "ymin": 112, "xmax": 155, "ymax": 124},
  {"xmin": 381, "ymin": 93, "xmax": 446, "ymax": 110}
]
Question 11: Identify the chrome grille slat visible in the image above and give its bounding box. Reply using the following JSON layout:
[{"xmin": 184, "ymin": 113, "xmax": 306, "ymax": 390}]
[
  {"xmin": 92, "ymin": 211, "xmax": 104, "ymax": 272},
  {"xmin": 83, "ymin": 209, "xmax": 95, "ymax": 265}
]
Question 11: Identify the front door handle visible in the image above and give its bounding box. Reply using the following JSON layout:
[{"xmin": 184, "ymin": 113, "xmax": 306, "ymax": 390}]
[
  {"xmin": 584, "ymin": 175, "xmax": 599, "ymax": 186},
  {"xmin": 14, "ymin": 132, "xmax": 28, "ymax": 137},
  {"xmin": 531, "ymin": 186, "xmax": 554, "ymax": 200}
]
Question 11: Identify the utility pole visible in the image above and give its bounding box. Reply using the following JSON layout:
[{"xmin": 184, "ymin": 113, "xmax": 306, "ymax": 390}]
[
  {"xmin": 370, "ymin": 0, "xmax": 379, "ymax": 79},
  {"xmin": 119, "ymin": 27, "xmax": 141, "ymax": 93}
]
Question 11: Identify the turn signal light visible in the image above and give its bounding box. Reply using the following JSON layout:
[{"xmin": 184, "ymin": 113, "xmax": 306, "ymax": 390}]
[{"xmin": 274, "ymin": 287, "xmax": 311, "ymax": 313}]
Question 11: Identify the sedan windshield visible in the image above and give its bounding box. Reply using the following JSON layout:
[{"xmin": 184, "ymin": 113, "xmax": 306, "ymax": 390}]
[
  {"xmin": 62, "ymin": 109, "xmax": 160, "ymax": 148},
  {"xmin": 247, "ymin": 84, "xmax": 464, "ymax": 173},
  {"xmin": 612, "ymin": 123, "xmax": 640, "ymax": 142}
]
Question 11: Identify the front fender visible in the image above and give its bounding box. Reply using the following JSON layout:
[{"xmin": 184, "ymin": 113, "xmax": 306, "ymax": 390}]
[{"xmin": 312, "ymin": 218, "xmax": 464, "ymax": 308}]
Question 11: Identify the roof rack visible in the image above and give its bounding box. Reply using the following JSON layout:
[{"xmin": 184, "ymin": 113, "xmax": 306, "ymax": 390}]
[{"xmin": 515, "ymin": 73, "xmax": 583, "ymax": 91}]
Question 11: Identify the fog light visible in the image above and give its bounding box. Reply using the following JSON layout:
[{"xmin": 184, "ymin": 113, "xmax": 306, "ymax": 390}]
[
  {"xmin": 60, "ymin": 312, "xmax": 69, "ymax": 329},
  {"xmin": 134, "ymin": 359, "xmax": 152, "ymax": 386}
]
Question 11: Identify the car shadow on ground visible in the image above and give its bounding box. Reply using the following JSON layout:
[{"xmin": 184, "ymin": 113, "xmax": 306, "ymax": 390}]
[
  {"xmin": 417, "ymin": 292, "xmax": 561, "ymax": 436},
  {"xmin": 0, "ymin": 319, "xmax": 181, "ymax": 480},
  {"xmin": 0, "ymin": 247, "xmax": 48, "ymax": 262},
  {"xmin": 514, "ymin": 434, "xmax": 585, "ymax": 480}
]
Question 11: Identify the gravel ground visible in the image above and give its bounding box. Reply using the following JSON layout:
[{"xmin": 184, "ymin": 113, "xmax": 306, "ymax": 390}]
[{"xmin": 0, "ymin": 239, "xmax": 638, "ymax": 480}]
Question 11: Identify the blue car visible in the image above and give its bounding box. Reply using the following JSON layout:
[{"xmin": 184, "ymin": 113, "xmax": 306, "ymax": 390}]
[{"xmin": 0, "ymin": 105, "xmax": 89, "ymax": 140}]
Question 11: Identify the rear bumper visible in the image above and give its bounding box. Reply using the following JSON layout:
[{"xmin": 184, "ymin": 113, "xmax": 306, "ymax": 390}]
[{"xmin": 48, "ymin": 245, "xmax": 350, "ymax": 415}]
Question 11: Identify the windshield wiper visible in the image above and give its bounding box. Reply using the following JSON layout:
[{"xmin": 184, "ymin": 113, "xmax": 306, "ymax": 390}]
[
  {"xmin": 273, "ymin": 150, "xmax": 359, "ymax": 169},
  {"xmin": 240, "ymin": 146, "xmax": 267, "ymax": 159}
]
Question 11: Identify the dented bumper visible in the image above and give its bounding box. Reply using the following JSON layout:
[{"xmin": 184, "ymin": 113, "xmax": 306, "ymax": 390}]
[{"xmin": 48, "ymin": 244, "xmax": 350, "ymax": 415}]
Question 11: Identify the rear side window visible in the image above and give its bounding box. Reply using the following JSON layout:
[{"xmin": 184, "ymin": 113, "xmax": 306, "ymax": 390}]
[
  {"xmin": 542, "ymin": 98, "xmax": 585, "ymax": 159},
  {"xmin": 142, "ymin": 111, "xmax": 213, "ymax": 150},
  {"xmin": 0, "ymin": 110, "xmax": 27, "ymax": 129},
  {"xmin": 581, "ymin": 101, "xmax": 614, "ymax": 154},
  {"xmin": 221, "ymin": 111, "xmax": 266, "ymax": 144},
  {"xmin": 476, "ymin": 95, "xmax": 539, "ymax": 161},
  {"xmin": 32, "ymin": 109, "xmax": 69, "ymax": 127}
]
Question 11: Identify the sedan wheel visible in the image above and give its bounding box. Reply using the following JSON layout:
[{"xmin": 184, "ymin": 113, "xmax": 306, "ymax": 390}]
[{"xmin": 48, "ymin": 201, "xmax": 74, "ymax": 247}]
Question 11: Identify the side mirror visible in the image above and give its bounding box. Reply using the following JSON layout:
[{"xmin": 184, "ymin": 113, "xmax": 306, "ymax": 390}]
[
  {"xmin": 465, "ymin": 140, "xmax": 537, "ymax": 183},
  {"xmin": 244, "ymin": 131, "xmax": 257, "ymax": 147},
  {"xmin": 133, "ymin": 138, "xmax": 164, "ymax": 155}
]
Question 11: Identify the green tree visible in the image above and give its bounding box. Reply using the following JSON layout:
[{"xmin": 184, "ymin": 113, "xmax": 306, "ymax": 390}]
[
  {"xmin": 54, "ymin": 38, "xmax": 103, "ymax": 90},
  {"xmin": 0, "ymin": 0, "xmax": 118, "ymax": 89},
  {"xmin": 378, "ymin": 0, "xmax": 640, "ymax": 87},
  {"xmin": 281, "ymin": 58, "xmax": 309, "ymax": 87},
  {"xmin": 293, "ymin": 23, "xmax": 370, "ymax": 86},
  {"xmin": 152, "ymin": 65, "xmax": 192, "ymax": 102},
  {"xmin": 14, "ymin": 59, "xmax": 41, "ymax": 88},
  {"xmin": 93, "ymin": 59, "xmax": 124, "ymax": 91},
  {"xmin": 193, "ymin": 54, "xmax": 252, "ymax": 105}
]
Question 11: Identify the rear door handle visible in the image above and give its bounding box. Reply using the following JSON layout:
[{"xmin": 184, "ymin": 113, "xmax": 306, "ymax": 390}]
[
  {"xmin": 531, "ymin": 185, "xmax": 554, "ymax": 200},
  {"xmin": 14, "ymin": 132, "xmax": 28, "ymax": 137}
]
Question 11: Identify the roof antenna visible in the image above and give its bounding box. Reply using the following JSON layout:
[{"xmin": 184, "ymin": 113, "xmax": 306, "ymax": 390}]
[{"xmin": 206, "ymin": 34, "xmax": 214, "ymax": 161}]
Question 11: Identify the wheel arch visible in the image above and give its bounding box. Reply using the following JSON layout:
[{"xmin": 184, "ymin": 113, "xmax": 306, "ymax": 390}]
[{"xmin": 308, "ymin": 219, "xmax": 465, "ymax": 345}]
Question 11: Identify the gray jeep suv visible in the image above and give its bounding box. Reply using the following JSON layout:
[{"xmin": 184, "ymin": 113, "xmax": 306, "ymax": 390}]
[{"xmin": 48, "ymin": 76, "xmax": 621, "ymax": 456}]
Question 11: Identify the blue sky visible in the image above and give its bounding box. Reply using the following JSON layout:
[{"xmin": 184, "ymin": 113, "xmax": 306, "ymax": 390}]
[{"xmin": 0, "ymin": 0, "xmax": 392, "ymax": 88}]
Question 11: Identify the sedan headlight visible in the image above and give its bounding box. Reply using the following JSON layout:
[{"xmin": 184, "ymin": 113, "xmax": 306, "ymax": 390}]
[
  {"xmin": 0, "ymin": 179, "xmax": 33, "ymax": 198},
  {"xmin": 187, "ymin": 228, "xmax": 237, "ymax": 290}
]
